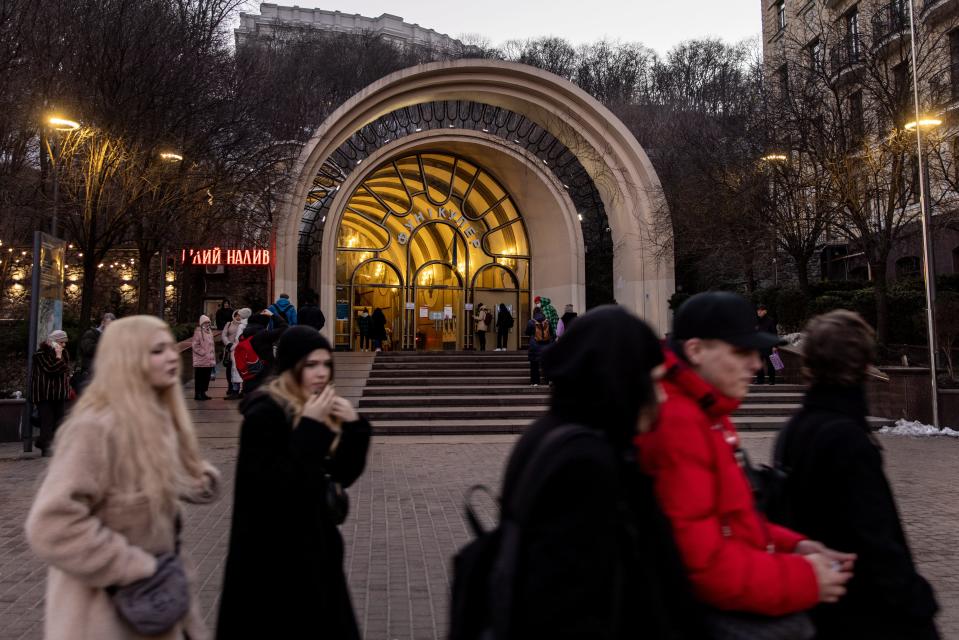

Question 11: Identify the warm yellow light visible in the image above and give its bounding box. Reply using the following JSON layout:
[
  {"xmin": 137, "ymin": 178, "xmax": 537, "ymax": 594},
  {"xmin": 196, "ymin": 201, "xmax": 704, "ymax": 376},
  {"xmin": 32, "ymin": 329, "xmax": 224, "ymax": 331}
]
[
  {"xmin": 48, "ymin": 116, "xmax": 80, "ymax": 131},
  {"xmin": 160, "ymin": 152, "xmax": 184, "ymax": 162},
  {"xmin": 904, "ymin": 118, "xmax": 943, "ymax": 131},
  {"xmin": 761, "ymin": 154, "xmax": 788, "ymax": 162}
]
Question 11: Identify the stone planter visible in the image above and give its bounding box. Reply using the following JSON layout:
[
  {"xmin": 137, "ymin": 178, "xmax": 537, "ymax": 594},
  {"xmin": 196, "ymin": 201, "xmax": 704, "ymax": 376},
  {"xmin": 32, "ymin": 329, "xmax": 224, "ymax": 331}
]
[{"xmin": 0, "ymin": 399, "xmax": 26, "ymax": 443}]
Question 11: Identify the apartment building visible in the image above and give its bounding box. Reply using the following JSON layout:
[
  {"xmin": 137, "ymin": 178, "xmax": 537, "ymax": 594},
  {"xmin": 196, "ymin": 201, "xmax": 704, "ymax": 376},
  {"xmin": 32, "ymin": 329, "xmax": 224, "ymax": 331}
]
[{"xmin": 760, "ymin": 0, "xmax": 959, "ymax": 281}]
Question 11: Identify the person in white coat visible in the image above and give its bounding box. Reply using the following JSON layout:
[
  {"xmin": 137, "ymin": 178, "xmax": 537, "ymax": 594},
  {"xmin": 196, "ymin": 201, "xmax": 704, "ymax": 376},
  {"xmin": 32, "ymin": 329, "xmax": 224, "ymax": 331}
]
[{"xmin": 222, "ymin": 308, "xmax": 251, "ymax": 399}]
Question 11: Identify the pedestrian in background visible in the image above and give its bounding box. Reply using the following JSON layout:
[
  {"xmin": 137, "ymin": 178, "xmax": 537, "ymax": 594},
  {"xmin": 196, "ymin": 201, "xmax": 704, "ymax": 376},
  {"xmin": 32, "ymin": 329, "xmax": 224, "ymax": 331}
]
[
  {"xmin": 357, "ymin": 308, "xmax": 371, "ymax": 351},
  {"xmin": 485, "ymin": 306, "xmax": 703, "ymax": 639},
  {"xmin": 370, "ymin": 307, "xmax": 387, "ymax": 352},
  {"xmin": 775, "ymin": 310, "xmax": 940, "ymax": 639},
  {"xmin": 495, "ymin": 303, "xmax": 513, "ymax": 351},
  {"xmin": 32, "ymin": 329, "xmax": 72, "ymax": 456},
  {"xmin": 525, "ymin": 306, "xmax": 553, "ymax": 386},
  {"xmin": 26, "ymin": 315, "xmax": 221, "ymax": 640},
  {"xmin": 214, "ymin": 300, "xmax": 233, "ymax": 331},
  {"xmin": 75, "ymin": 312, "xmax": 115, "ymax": 393},
  {"xmin": 636, "ymin": 292, "xmax": 853, "ymax": 629},
  {"xmin": 298, "ymin": 290, "xmax": 326, "ymax": 331},
  {"xmin": 217, "ymin": 327, "xmax": 371, "ymax": 639},
  {"xmin": 556, "ymin": 303, "xmax": 578, "ymax": 338},
  {"xmin": 473, "ymin": 303, "xmax": 491, "ymax": 351},
  {"xmin": 191, "ymin": 315, "xmax": 215, "ymax": 401},
  {"xmin": 755, "ymin": 303, "xmax": 779, "ymax": 386},
  {"xmin": 222, "ymin": 308, "xmax": 251, "ymax": 399},
  {"xmin": 234, "ymin": 312, "xmax": 288, "ymax": 394},
  {"xmin": 535, "ymin": 296, "xmax": 559, "ymax": 336},
  {"xmin": 268, "ymin": 293, "xmax": 298, "ymax": 326}
]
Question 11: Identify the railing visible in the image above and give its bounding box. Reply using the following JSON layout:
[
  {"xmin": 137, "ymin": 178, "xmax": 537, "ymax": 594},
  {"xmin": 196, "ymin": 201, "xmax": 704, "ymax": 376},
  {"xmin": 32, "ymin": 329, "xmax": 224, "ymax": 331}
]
[
  {"xmin": 929, "ymin": 77, "xmax": 959, "ymax": 107},
  {"xmin": 829, "ymin": 35, "xmax": 863, "ymax": 78},
  {"xmin": 922, "ymin": 0, "xmax": 959, "ymax": 16},
  {"xmin": 871, "ymin": 1, "xmax": 907, "ymax": 43}
]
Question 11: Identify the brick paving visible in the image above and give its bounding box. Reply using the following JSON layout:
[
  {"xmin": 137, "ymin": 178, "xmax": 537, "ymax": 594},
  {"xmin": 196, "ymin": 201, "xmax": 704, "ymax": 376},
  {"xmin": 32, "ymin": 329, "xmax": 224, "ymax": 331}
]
[{"xmin": 0, "ymin": 429, "xmax": 957, "ymax": 639}]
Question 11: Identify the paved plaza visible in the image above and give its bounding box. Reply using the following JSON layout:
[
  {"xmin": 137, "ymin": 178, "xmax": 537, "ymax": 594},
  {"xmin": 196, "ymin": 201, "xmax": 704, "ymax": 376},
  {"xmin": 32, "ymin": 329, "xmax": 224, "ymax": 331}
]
[{"xmin": 0, "ymin": 429, "xmax": 957, "ymax": 639}]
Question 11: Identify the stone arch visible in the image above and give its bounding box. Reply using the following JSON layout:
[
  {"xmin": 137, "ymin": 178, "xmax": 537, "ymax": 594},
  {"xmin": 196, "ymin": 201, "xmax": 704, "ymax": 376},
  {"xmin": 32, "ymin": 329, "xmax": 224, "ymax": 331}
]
[{"xmin": 275, "ymin": 59, "xmax": 673, "ymax": 332}]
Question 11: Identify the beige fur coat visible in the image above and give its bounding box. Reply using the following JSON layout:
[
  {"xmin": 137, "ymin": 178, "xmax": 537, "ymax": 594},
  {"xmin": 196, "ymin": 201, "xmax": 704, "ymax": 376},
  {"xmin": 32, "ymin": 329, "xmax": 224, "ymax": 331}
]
[{"xmin": 25, "ymin": 412, "xmax": 220, "ymax": 640}]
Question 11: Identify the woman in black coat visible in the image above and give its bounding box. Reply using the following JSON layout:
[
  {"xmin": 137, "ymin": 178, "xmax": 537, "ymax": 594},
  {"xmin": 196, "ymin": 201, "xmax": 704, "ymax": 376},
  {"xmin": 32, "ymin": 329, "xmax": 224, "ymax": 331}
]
[
  {"xmin": 500, "ymin": 305, "xmax": 703, "ymax": 639},
  {"xmin": 774, "ymin": 310, "xmax": 939, "ymax": 639},
  {"xmin": 217, "ymin": 327, "xmax": 372, "ymax": 639},
  {"xmin": 369, "ymin": 307, "xmax": 387, "ymax": 351}
]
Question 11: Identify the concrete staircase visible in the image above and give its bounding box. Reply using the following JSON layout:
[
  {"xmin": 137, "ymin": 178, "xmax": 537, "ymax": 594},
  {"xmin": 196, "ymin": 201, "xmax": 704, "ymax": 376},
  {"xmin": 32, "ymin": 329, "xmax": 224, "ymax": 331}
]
[{"xmin": 358, "ymin": 351, "xmax": 893, "ymax": 435}]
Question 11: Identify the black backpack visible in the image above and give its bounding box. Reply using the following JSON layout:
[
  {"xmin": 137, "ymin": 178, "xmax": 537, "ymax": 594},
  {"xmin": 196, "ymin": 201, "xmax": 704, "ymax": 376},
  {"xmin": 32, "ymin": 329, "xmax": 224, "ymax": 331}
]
[{"xmin": 449, "ymin": 424, "xmax": 598, "ymax": 640}]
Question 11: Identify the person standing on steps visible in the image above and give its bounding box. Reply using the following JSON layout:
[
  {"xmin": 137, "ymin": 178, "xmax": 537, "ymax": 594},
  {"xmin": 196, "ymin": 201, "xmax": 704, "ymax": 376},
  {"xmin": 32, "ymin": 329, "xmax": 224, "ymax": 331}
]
[
  {"xmin": 370, "ymin": 307, "xmax": 387, "ymax": 353},
  {"xmin": 297, "ymin": 290, "xmax": 326, "ymax": 331},
  {"xmin": 535, "ymin": 296, "xmax": 559, "ymax": 336},
  {"xmin": 756, "ymin": 304, "xmax": 779, "ymax": 386},
  {"xmin": 774, "ymin": 310, "xmax": 941, "ymax": 640},
  {"xmin": 217, "ymin": 327, "xmax": 372, "ymax": 639},
  {"xmin": 222, "ymin": 308, "xmax": 251, "ymax": 399},
  {"xmin": 495, "ymin": 303, "xmax": 513, "ymax": 351},
  {"xmin": 268, "ymin": 293, "xmax": 298, "ymax": 327},
  {"xmin": 473, "ymin": 303, "xmax": 491, "ymax": 351},
  {"xmin": 525, "ymin": 306, "xmax": 553, "ymax": 386},
  {"xmin": 191, "ymin": 315, "xmax": 215, "ymax": 401},
  {"xmin": 556, "ymin": 303, "xmax": 578, "ymax": 338},
  {"xmin": 32, "ymin": 329, "xmax": 72, "ymax": 456},
  {"xmin": 357, "ymin": 308, "xmax": 371, "ymax": 352}
]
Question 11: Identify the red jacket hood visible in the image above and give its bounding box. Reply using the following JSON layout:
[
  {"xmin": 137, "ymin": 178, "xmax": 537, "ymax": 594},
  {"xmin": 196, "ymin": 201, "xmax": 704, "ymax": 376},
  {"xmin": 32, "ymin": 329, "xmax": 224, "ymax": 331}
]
[{"xmin": 659, "ymin": 347, "xmax": 742, "ymax": 420}]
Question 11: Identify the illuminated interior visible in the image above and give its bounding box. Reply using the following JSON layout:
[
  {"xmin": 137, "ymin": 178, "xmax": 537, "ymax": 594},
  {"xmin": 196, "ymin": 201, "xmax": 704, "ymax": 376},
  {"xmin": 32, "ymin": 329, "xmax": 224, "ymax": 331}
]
[{"xmin": 335, "ymin": 152, "xmax": 531, "ymax": 351}]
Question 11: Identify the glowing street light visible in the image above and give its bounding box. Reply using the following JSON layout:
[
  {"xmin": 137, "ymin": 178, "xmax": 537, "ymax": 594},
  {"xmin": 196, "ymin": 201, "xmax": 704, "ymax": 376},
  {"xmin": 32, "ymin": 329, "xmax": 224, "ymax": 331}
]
[
  {"xmin": 47, "ymin": 116, "xmax": 80, "ymax": 131},
  {"xmin": 160, "ymin": 151, "xmax": 184, "ymax": 162},
  {"xmin": 760, "ymin": 154, "xmax": 788, "ymax": 162},
  {"xmin": 904, "ymin": 118, "xmax": 943, "ymax": 131}
]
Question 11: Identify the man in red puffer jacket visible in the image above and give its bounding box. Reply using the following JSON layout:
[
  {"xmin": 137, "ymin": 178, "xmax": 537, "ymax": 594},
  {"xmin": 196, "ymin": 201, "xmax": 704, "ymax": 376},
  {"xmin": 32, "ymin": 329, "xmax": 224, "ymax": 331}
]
[{"xmin": 636, "ymin": 292, "xmax": 854, "ymax": 618}]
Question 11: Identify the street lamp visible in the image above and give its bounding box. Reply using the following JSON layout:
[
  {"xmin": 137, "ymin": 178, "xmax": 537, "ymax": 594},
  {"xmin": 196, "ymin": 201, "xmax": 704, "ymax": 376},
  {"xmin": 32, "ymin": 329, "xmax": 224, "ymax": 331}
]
[
  {"xmin": 156, "ymin": 150, "xmax": 183, "ymax": 319},
  {"xmin": 160, "ymin": 151, "xmax": 184, "ymax": 162},
  {"xmin": 907, "ymin": 0, "xmax": 943, "ymax": 426},
  {"xmin": 43, "ymin": 114, "xmax": 80, "ymax": 237}
]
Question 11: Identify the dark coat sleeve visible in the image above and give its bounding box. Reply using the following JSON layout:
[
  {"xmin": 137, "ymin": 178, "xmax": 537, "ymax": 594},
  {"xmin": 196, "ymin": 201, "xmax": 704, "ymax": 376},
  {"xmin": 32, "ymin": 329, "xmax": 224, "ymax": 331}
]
[
  {"xmin": 322, "ymin": 417, "xmax": 372, "ymax": 488},
  {"xmin": 514, "ymin": 438, "xmax": 624, "ymax": 639},
  {"xmin": 819, "ymin": 425, "xmax": 938, "ymax": 620}
]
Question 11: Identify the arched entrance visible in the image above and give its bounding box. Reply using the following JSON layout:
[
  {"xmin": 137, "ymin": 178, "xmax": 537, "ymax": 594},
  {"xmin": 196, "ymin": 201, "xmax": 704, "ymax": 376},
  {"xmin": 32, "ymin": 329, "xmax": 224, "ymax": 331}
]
[
  {"xmin": 275, "ymin": 59, "xmax": 674, "ymax": 334},
  {"xmin": 334, "ymin": 151, "xmax": 532, "ymax": 351}
]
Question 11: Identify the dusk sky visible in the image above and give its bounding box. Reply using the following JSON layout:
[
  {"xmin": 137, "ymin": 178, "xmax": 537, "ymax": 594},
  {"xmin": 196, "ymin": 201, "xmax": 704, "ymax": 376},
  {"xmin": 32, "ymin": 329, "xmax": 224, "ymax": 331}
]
[{"xmin": 246, "ymin": 1, "xmax": 763, "ymax": 54}]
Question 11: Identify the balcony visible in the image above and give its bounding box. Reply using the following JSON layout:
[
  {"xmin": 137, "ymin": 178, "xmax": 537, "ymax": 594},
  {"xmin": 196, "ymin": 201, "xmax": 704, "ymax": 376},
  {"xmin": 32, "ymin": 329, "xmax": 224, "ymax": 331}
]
[
  {"xmin": 930, "ymin": 78, "xmax": 959, "ymax": 111},
  {"xmin": 871, "ymin": 2, "xmax": 907, "ymax": 53},
  {"xmin": 829, "ymin": 36, "xmax": 864, "ymax": 85},
  {"xmin": 922, "ymin": 0, "xmax": 959, "ymax": 22}
]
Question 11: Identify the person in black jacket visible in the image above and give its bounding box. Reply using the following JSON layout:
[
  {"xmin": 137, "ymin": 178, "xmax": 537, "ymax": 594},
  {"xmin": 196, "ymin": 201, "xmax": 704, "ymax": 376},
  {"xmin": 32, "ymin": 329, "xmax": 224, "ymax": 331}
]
[
  {"xmin": 370, "ymin": 307, "xmax": 387, "ymax": 352},
  {"xmin": 495, "ymin": 303, "xmax": 513, "ymax": 351},
  {"xmin": 217, "ymin": 327, "xmax": 372, "ymax": 639},
  {"xmin": 774, "ymin": 310, "xmax": 940, "ymax": 639},
  {"xmin": 297, "ymin": 290, "xmax": 326, "ymax": 331},
  {"xmin": 755, "ymin": 304, "xmax": 779, "ymax": 385},
  {"xmin": 237, "ymin": 312, "xmax": 287, "ymax": 393},
  {"xmin": 31, "ymin": 330, "xmax": 72, "ymax": 456},
  {"xmin": 499, "ymin": 305, "xmax": 703, "ymax": 639}
]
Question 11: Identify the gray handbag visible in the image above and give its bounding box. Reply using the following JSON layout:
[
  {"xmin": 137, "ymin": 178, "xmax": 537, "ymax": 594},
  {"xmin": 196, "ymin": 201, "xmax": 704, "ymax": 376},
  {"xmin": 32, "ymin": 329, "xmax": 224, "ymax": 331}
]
[{"xmin": 107, "ymin": 517, "xmax": 190, "ymax": 635}]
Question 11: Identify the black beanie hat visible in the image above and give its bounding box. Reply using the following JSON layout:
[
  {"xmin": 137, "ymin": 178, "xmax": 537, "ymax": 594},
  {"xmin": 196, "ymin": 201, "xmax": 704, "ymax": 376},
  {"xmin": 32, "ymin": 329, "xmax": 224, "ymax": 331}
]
[{"xmin": 275, "ymin": 326, "xmax": 333, "ymax": 374}]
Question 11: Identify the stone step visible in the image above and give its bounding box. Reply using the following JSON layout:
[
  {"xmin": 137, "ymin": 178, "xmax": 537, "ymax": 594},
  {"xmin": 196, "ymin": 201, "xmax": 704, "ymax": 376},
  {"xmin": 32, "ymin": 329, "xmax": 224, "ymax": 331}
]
[
  {"xmin": 376, "ymin": 350, "xmax": 526, "ymax": 357},
  {"xmin": 360, "ymin": 405, "xmax": 548, "ymax": 421},
  {"xmin": 748, "ymin": 384, "xmax": 806, "ymax": 393},
  {"xmin": 359, "ymin": 394, "xmax": 550, "ymax": 408},
  {"xmin": 372, "ymin": 361, "xmax": 528, "ymax": 371},
  {"xmin": 366, "ymin": 376, "xmax": 531, "ymax": 386},
  {"xmin": 371, "ymin": 419, "xmax": 530, "ymax": 435},
  {"xmin": 363, "ymin": 385, "xmax": 548, "ymax": 396},
  {"xmin": 368, "ymin": 367, "xmax": 526, "ymax": 378}
]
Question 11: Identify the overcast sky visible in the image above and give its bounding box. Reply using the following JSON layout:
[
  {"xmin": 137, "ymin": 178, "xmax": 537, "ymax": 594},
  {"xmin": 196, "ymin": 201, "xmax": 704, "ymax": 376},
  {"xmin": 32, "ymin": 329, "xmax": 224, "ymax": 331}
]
[{"xmin": 247, "ymin": 1, "xmax": 763, "ymax": 55}]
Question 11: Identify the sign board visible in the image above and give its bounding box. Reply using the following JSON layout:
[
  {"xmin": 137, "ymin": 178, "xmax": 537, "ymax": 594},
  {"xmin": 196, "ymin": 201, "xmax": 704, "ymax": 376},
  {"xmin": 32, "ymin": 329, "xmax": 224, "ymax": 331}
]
[
  {"xmin": 429, "ymin": 311, "xmax": 444, "ymax": 321},
  {"xmin": 464, "ymin": 303, "xmax": 474, "ymax": 311},
  {"xmin": 336, "ymin": 302, "xmax": 349, "ymax": 321},
  {"xmin": 34, "ymin": 232, "xmax": 66, "ymax": 349},
  {"xmin": 181, "ymin": 247, "xmax": 270, "ymax": 266},
  {"xmin": 405, "ymin": 301, "xmax": 415, "ymax": 310},
  {"xmin": 443, "ymin": 305, "xmax": 453, "ymax": 319},
  {"xmin": 419, "ymin": 306, "xmax": 429, "ymax": 318}
]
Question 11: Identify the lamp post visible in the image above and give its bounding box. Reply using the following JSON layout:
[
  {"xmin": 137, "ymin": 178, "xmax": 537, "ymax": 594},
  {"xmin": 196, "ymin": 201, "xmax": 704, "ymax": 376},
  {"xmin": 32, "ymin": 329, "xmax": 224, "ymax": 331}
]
[
  {"xmin": 43, "ymin": 116, "xmax": 80, "ymax": 237},
  {"xmin": 906, "ymin": 0, "xmax": 943, "ymax": 426},
  {"xmin": 156, "ymin": 151, "xmax": 183, "ymax": 319}
]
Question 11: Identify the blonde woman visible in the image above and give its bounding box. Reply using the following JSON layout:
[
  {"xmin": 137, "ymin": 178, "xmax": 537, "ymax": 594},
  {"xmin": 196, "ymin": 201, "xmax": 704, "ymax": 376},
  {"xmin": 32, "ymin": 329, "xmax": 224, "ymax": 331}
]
[
  {"xmin": 25, "ymin": 316, "xmax": 221, "ymax": 640},
  {"xmin": 217, "ymin": 326, "xmax": 371, "ymax": 639}
]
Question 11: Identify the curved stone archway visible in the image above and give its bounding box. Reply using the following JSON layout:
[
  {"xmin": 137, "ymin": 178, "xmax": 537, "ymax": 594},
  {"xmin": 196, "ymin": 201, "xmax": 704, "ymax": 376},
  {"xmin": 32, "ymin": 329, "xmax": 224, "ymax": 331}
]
[{"xmin": 275, "ymin": 59, "xmax": 673, "ymax": 332}]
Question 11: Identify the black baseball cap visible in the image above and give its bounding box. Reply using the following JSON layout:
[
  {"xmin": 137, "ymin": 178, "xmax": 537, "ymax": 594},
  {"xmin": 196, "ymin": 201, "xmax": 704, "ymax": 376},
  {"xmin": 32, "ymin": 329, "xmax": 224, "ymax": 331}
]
[{"xmin": 672, "ymin": 292, "xmax": 782, "ymax": 350}]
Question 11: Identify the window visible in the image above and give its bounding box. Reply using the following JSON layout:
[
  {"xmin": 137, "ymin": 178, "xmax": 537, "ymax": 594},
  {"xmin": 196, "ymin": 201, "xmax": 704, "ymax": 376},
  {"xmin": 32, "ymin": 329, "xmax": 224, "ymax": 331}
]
[
  {"xmin": 893, "ymin": 61, "xmax": 910, "ymax": 123},
  {"xmin": 951, "ymin": 29, "xmax": 959, "ymax": 100},
  {"xmin": 808, "ymin": 38, "xmax": 824, "ymax": 73},
  {"xmin": 953, "ymin": 137, "xmax": 959, "ymax": 183},
  {"xmin": 846, "ymin": 6, "xmax": 860, "ymax": 60},
  {"xmin": 849, "ymin": 91, "xmax": 864, "ymax": 140},
  {"xmin": 777, "ymin": 64, "xmax": 789, "ymax": 97},
  {"xmin": 953, "ymin": 247, "xmax": 959, "ymax": 274},
  {"xmin": 895, "ymin": 256, "xmax": 921, "ymax": 280},
  {"xmin": 776, "ymin": 0, "xmax": 787, "ymax": 32}
]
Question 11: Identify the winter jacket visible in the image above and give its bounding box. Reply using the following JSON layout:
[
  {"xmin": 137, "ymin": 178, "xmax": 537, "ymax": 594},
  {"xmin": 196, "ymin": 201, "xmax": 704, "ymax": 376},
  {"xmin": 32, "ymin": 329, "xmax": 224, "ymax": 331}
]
[
  {"xmin": 78, "ymin": 327, "xmax": 102, "ymax": 371},
  {"xmin": 221, "ymin": 319, "xmax": 243, "ymax": 349},
  {"xmin": 25, "ymin": 410, "xmax": 221, "ymax": 640},
  {"xmin": 31, "ymin": 343, "xmax": 71, "ymax": 403},
  {"xmin": 298, "ymin": 304, "xmax": 326, "ymax": 331},
  {"xmin": 214, "ymin": 307, "xmax": 234, "ymax": 331},
  {"xmin": 369, "ymin": 309, "xmax": 387, "ymax": 341},
  {"xmin": 217, "ymin": 393, "xmax": 372, "ymax": 639},
  {"xmin": 775, "ymin": 384, "xmax": 940, "ymax": 639},
  {"xmin": 268, "ymin": 298, "xmax": 298, "ymax": 326},
  {"xmin": 756, "ymin": 314, "xmax": 778, "ymax": 339},
  {"xmin": 496, "ymin": 305, "xmax": 514, "ymax": 331},
  {"xmin": 557, "ymin": 312, "xmax": 578, "ymax": 338},
  {"xmin": 539, "ymin": 297, "xmax": 559, "ymax": 335},
  {"xmin": 525, "ymin": 313, "xmax": 553, "ymax": 361},
  {"xmin": 635, "ymin": 349, "xmax": 819, "ymax": 616},
  {"xmin": 191, "ymin": 318, "xmax": 216, "ymax": 368},
  {"xmin": 357, "ymin": 312, "xmax": 371, "ymax": 335},
  {"xmin": 474, "ymin": 306, "xmax": 491, "ymax": 332}
]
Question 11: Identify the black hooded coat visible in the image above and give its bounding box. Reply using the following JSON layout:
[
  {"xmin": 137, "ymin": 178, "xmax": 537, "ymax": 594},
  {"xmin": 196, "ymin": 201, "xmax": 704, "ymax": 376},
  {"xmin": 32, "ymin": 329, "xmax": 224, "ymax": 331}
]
[{"xmin": 499, "ymin": 306, "xmax": 704, "ymax": 639}]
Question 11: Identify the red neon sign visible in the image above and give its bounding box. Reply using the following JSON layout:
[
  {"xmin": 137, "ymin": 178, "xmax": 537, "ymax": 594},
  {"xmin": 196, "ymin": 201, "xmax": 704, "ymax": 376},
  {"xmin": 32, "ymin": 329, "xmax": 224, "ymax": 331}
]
[{"xmin": 181, "ymin": 248, "xmax": 271, "ymax": 266}]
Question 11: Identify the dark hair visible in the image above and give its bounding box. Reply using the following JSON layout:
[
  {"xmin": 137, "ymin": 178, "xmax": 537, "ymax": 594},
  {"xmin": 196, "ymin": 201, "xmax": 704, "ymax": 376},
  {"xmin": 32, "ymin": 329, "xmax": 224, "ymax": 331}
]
[{"xmin": 802, "ymin": 310, "xmax": 876, "ymax": 387}]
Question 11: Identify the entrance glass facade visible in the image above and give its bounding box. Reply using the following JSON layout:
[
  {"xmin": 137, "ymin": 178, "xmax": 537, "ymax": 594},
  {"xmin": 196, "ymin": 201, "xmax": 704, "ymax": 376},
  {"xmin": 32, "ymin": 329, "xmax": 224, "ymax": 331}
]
[{"xmin": 334, "ymin": 152, "xmax": 531, "ymax": 351}]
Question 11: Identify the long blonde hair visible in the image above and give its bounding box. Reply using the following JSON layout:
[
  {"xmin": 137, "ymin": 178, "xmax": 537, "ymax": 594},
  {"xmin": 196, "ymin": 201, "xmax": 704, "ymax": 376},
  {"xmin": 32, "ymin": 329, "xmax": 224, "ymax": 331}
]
[{"xmin": 55, "ymin": 315, "xmax": 205, "ymax": 522}]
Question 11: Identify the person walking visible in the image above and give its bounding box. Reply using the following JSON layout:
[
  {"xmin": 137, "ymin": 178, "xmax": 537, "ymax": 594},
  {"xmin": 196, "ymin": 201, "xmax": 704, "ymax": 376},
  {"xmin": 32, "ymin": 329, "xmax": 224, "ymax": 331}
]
[
  {"xmin": 636, "ymin": 292, "xmax": 853, "ymax": 625},
  {"xmin": 525, "ymin": 307, "xmax": 553, "ymax": 386},
  {"xmin": 535, "ymin": 296, "xmax": 559, "ymax": 335},
  {"xmin": 473, "ymin": 303, "xmax": 491, "ymax": 351},
  {"xmin": 556, "ymin": 303, "xmax": 578, "ymax": 338},
  {"xmin": 75, "ymin": 312, "xmax": 115, "ymax": 393},
  {"xmin": 191, "ymin": 315, "xmax": 215, "ymax": 401},
  {"xmin": 268, "ymin": 293, "xmax": 298, "ymax": 326},
  {"xmin": 370, "ymin": 307, "xmax": 387, "ymax": 352},
  {"xmin": 233, "ymin": 312, "xmax": 288, "ymax": 395},
  {"xmin": 357, "ymin": 308, "xmax": 371, "ymax": 351},
  {"xmin": 774, "ymin": 310, "xmax": 940, "ymax": 639},
  {"xmin": 298, "ymin": 291, "xmax": 326, "ymax": 331},
  {"xmin": 222, "ymin": 308, "xmax": 251, "ymax": 399},
  {"xmin": 755, "ymin": 304, "xmax": 779, "ymax": 386},
  {"xmin": 31, "ymin": 329, "xmax": 72, "ymax": 456},
  {"xmin": 25, "ymin": 316, "xmax": 221, "ymax": 640},
  {"xmin": 215, "ymin": 300, "xmax": 233, "ymax": 331},
  {"xmin": 495, "ymin": 303, "xmax": 513, "ymax": 351},
  {"xmin": 486, "ymin": 306, "xmax": 703, "ymax": 639},
  {"xmin": 217, "ymin": 327, "xmax": 372, "ymax": 639}
]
